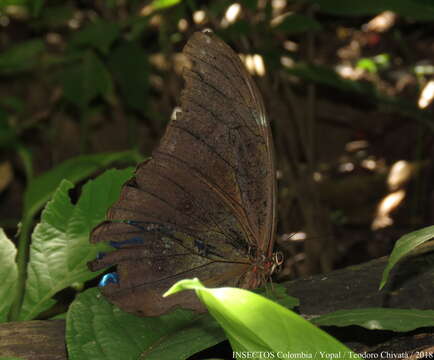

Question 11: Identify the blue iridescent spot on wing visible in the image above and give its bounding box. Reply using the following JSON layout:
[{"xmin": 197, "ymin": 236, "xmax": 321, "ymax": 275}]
[
  {"xmin": 109, "ymin": 237, "xmax": 144, "ymax": 249},
  {"xmin": 96, "ymin": 252, "xmax": 106, "ymax": 260},
  {"xmin": 99, "ymin": 272, "xmax": 120, "ymax": 287}
]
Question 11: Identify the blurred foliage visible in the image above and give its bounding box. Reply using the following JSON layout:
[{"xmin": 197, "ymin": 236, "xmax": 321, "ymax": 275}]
[
  {"xmin": 0, "ymin": 0, "xmax": 433, "ymax": 282},
  {"xmin": 0, "ymin": 2, "xmax": 433, "ymax": 358}
]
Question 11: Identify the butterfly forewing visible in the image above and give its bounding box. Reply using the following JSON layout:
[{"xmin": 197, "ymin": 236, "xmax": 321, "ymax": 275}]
[{"xmin": 89, "ymin": 31, "xmax": 276, "ymax": 316}]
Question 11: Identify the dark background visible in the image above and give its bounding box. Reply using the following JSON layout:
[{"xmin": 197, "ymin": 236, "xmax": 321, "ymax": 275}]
[{"xmin": 1, "ymin": 0, "xmax": 433, "ymax": 279}]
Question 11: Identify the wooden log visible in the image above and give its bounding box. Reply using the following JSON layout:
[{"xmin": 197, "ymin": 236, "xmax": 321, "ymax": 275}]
[{"xmin": 0, "ymin": 319, "xmax": 66, "ymax": 360}]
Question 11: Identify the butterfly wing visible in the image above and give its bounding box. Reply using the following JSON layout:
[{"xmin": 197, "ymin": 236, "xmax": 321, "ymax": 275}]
[{"xmin": 89, "ymin": 31, "xmax": 276, "ymax": 316}]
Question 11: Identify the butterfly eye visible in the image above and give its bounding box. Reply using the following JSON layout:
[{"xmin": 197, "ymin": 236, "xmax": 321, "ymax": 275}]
[
  {"xmin": 273, "ymin": 251, "xmax": 284, "ymax": 266},
  {"xmin": 268, "ymin": 251, "xmax": 284, "ymax": 275}
]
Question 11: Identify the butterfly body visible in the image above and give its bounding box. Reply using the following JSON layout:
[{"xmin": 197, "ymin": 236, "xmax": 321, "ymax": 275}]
[{"xmin": 89, "ymin": 30, "xmax": 277, "ymax": 317}]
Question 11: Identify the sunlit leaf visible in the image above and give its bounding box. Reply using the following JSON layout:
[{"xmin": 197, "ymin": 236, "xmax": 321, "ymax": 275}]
[
  {"xmin": 380, "ymin": 226, "xmax": 434, "ymax": 289},
  {"xmin": 151, "ymin": 0, "xmax": 182, "ymax": 10},
  {"xmin": 357, "ymin": 58, "xmax": 377, "ymax": 73},
  {"xmin": 165, "ymin": 279, "xmax": 358, "ymax": 356},
  {"xmin": 66, "ymin": 283, "xmax": 296, "ymax": 359}
]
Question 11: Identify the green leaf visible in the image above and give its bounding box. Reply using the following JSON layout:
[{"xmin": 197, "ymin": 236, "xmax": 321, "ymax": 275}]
[
  {"xmin": 380, "ymin": 226, "xmax": 434, "ymax": 290},
  {"xmin": 165, "ymin": 279, "xmax": 358, "ymax": 356},
  {"xmin": 30, "ymin": 0, "xmax": 45, "ymax": 16},
  {"xmin": 243, "ymin": 0, "xmax": 258, "ymax": 11},
  {"xmin": 312, "ymin": 308, "xmax": 434, "ymax": 332},
  {"xmin": 0, "ymin": 39, "xmax": 44, "ymax": 75},
  {"xmin": 36, "ymin": 5, "xmax": 74, "ymax": 28},
  {"xmin": 23, "ymin": 150, "xmax": 137, "ymax": 219},
  {"xmin": 304, "ymin": 0, "xmax": 434, "ymax": 21},
  {"xmin": 356, "ymin": 58, "xmax": 377, "ymax": 73},
  {"xmin": 0, "ymin": 96, "xmax": 24, "ymax": 113},
  {"xmin": 0, "ymin": 229, "xmax": 18, "ymax": 323},
  {"xmin": 61, "ymin": 51, "xmax": 113, "ymax": 108},
  {"xmin": 50, "ymin": 312, "xmax": 66, "ymax": 320},
  {"xmin": 71, "ymin": 20, "xmax": 120, "ymax": 55},
  {"xmin": 275, "ymin": 14, "xmax": 322, "ymax": 34},
  {"xmin": 18, "ymin": 168, "xmax": 134, "ymax": 321},
  {"xmin": 151, "ymin": 0, "xmax": 183, "ymax": 10},
  {"xmin": 357, "ymin": 54, "xmax": 390, "ymax": 74},
  {"xmin": 109, "ymin": 42, "xmax": 149, "ymax": 113},
  {"xmin": 0, "ymin": 117, "xmax": 18, "ymax": 148},
  {"xmin": 254, "ymin": 284, "xmax": 299, "ymax": 310},
  {"xmin": 66, "ymin": 288, "xmax": 225, "ymax": 360}
]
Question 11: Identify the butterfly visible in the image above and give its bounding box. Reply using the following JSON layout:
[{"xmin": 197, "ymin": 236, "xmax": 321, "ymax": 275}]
[{"xmin": 88, "ymin": 30, "xmax": 279, "ymax": 317}]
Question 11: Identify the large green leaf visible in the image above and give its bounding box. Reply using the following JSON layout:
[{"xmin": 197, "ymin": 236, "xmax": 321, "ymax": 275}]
[
  {"xmin": 305, "ymin": 0, "xmax": 434, "ymax": 21},
  {"xmin": 71, "ymin": 20, "xmax": 120, "ymax": 54},
  {"xmin": 380, "ymin": 226, "xmax": 434, "ymax": 290},
  {"xmin": 312, "ymin": 308, "xmax": 434, "ymax": 332},
  {"xmin": 0, "ymin": 229, "xmax": 18, "ymax": 323},
  {"xmin": 0, "ymin": 39, "xmax": 45, "ymax": 75},
  {"xmin": 23, "ymin": 151, "xmax": 138, "ymax": 218},
  {"xmin": 18, "ymin": 168, "xmax": 134, "ymax": 320},
  {"xmin": 165, "ymin": 279, "xmax": 358, "ymax": 357},
  {"xmin": 61, "ymin": 51, "xmax": 113, "ymax": 108},
  {"xmin": 109, "ymin": 42, "xmax": 149, "ymax": 113},
  {"xmin": 66, "ymin": 288, "xmax": 225, "ymax": 360}
]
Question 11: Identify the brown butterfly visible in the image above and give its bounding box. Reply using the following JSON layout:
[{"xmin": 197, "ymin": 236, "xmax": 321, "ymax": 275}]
[{"xmin": 88, "ymin": 30, "xmax": 279, "ymax": 317}]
